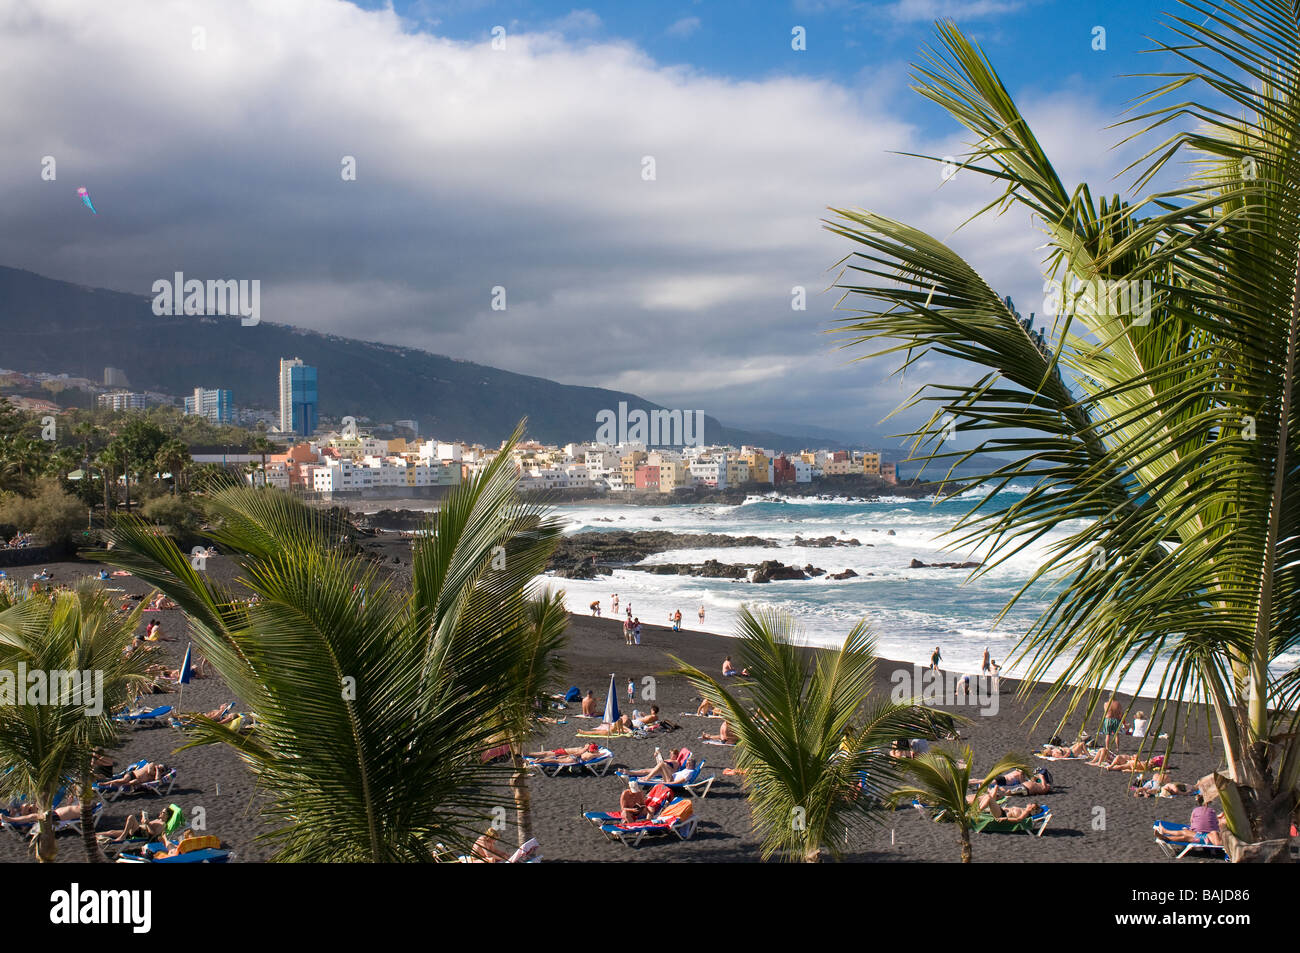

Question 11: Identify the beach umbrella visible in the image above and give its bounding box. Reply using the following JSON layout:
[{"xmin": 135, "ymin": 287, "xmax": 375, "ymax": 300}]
[
  {"xmin": 603, "ymin": 672, "xmax": 620, "ymax": 724},
  {"xmin": 177, "ymin": 643, "xmax": 194, "ymax": 710}
]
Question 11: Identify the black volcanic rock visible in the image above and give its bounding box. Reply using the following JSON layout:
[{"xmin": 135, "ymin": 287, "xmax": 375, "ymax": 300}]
[
  {"xmin": 751, "ymin": 560, "xmax": 808, "ymax": 583},
  {"xmin": 909, "ymin": 558, "xmax": 982, "ymax": 570},
  {"xmin": 547, "ymin": 530, "xmax": 777, "ymax": 577},
  {"xmin": 828, "ymin": 569, "xmax": 859, "ymax": 580}
]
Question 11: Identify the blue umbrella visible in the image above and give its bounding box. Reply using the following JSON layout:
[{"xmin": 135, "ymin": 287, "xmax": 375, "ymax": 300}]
[
  {"xmin": 179, "ymin": 644, "xmax": 194, "ymax": 685},
  {"xmin": 603, "ymin": 673, "xmax": 620, "ymax": 724}
]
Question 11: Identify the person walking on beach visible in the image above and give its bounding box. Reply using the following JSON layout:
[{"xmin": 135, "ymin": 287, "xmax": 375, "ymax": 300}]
[
  {"xmin": 626, "ymin": 606, "xmax": 632, "ymax": 623},
  {"xmin": 627, "ymin": 679, "xmax": 635, "ymax": 704},
  {"xmin": 981, "ymin": 647, "xmax": 990, "ymax": 674},
  {"xmin": 698, "ymin": 604, "xmax": 705, "ymax": 624},
  {"xmin": 1101, "ymin": 696, "xmax": 1123, "ymax": 751},
  {"xmin": 673, "ymin": 609, "xmax": 682, "ymax": 631},
  {"xmin": 633, "ymin": 618, "xmax": 642, "ymax": 645},
  {"xmin": 930, "ymin": 646, "xmax": 942, "ymax": 672},
  {"xmin": 612, "ymin": 593, "xmax": 619, "ymax": 613},
  {"xmin": 623, "ymin": 618, "xmax": 633, "ymax": 646}
]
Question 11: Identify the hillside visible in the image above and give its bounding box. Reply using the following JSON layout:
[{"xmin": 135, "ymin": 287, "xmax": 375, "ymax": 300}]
[{"xmin": 0, "ymin": 266, "xmax": 820, "ymax": 448}]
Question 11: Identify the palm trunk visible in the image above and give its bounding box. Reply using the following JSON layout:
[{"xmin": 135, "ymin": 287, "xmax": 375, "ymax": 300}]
[
  {"xmin": 959, "ymin": 826, "xmax": 972, "ymax": 863},
  {"xmin": 80, "ymin": 760, "xmax": 104, "ymax": 862},
  {"xmin": 34, "ymin": 807, "xmax": 57, "ymax": 863},
  {"xmin": 123, "ymin": 469, "xmax": 130, "ymax": 513},
  {"xmin": 510, "ymin": 750, "xmax": 533, "ymax": 849}
]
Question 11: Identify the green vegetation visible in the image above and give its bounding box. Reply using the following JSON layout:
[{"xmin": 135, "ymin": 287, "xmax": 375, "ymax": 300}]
[{"xmin": 830, "ymin": 4, "xmax": 1300, "ymax": 859}]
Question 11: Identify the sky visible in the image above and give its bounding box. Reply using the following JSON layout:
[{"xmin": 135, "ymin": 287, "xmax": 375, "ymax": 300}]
[{"xmin": 1, "ymin": 0, "xmax": 1200, "ymax": 446}]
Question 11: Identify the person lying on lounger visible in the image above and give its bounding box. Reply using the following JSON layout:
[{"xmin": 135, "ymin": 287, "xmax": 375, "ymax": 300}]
[
  {"xmin": 702, "ymin": 721, "xmax": 739, "ymax": 744},
  {"xmin": 987, "ymin": 801, "xmax": 1043, "ymax": 821},
  {"xmin": 3, "ymin": 796, "xmax": 85, "ymax": 826},
  {"xmin": 626, "ymin": 750, "xmax": 695, "ymax": 783},
  {"xmin": 99, "ymin": 806, "xmax": 174, "ymax": 843},
  {"xmin": 145, "ymin": 829, "xmax": 205, "ymax": 859},
  {"xmin": 988, "ymin": 769, "xmax": 1052, "ymax": 797},
  {"xmin": 525, "ymin": 744, "xmax": 603, "ymax": 764},
  {"xmin": 1155, "ymin": 797, "xmax": 1222, "ymax": 846},
  {"xmin": 98, "ymin": 762, "xmax": 169, "ymax": 790}
]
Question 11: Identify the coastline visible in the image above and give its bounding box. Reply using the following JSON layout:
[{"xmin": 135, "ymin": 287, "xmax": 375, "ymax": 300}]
[{"xmin": 0, "ymin": 549, "xmax": 1226, "ymax": 864}]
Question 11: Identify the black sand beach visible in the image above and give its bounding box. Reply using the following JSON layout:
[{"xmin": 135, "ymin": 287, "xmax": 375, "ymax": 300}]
[{"xmin": 0, "ymin": 545, "xmax": 1228, "ymax": 863}]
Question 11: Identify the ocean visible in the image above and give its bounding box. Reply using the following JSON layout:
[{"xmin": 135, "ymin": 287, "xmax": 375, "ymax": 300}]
[{"xmin": 538, "ymin": 486, "xmax": 1069, "ymax": 684}]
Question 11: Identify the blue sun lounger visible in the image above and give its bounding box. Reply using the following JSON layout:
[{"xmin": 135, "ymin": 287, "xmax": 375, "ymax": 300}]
[
  {"xmin": 1153, "ymin": 821, "xmax": 1228, "ymax": 860},
  {"xmin": 113, "ymin": 705, "xmax": 173, "ymax": 727},
  {"xmin": 525, "ymin": 746, "xmax": 614, "ymax": 777},
  {"xmin": 93, "ymin": 761, "xmax": 178, "ymax": 801},
  {"xmin": 616, "ymin": 759, "xmax": 715, "ymax": 798},
  {"xmin": 116, "ymin": 842, "xmax": 231, "ymax": 864}
]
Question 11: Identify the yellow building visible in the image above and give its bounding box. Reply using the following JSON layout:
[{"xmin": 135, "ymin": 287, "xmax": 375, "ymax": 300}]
[
  {"xmin": 657, "ymin": 459, "xmax": 688, "ymax": 493},
  {"xmin": 724, "ymin": 452, "xmax": 750, "ymax": 486},
  {"xmin": 862, "ymin": 452, "xmax": 882, "ymax": 476},
  {"xmin": 620, "ymin": 451, "xmax": 647, "ymax": 488},
  {"xmin": 743, "ymin": 450, "xmax": 772, "ymax": 484}
]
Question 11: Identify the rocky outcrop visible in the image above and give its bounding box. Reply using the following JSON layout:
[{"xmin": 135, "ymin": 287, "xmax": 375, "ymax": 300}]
[
  {"xmin": 909, "ymin": 558, "xmax": 982, "ymax": 570},
  {"xmin": 828, "ymin": 568, "xmax": 859, "ymax": 580},
  {"xmin": 751, "ymin": 560, "xmax": 809, "ymax": 583},
  {"xmin": 548, "ymin": 530, "xmax": 778, "ymax": 578},
  {"xmin": 793, "ymin": 534, "xmax": 863, "ymax": 547},
  {"xmin": 628, "ymin": 559, "xmax": 749, "ymax": 579}
]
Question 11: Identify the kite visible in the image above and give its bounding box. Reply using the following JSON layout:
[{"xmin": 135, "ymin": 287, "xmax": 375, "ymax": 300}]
[{"xmin": 77, "ymin": 187, "xmax": 97, "ymax": 214}]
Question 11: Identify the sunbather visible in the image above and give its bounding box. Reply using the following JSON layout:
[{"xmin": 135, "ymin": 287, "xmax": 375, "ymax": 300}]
[
  {"xmin": 1156, "ymin": 796, "xmax": 1222, "ymax": 846},
  {"xmin": 1040, "ymin": 741, "xmax": 1090, "ymax": 758},
  {"xmin": 1132, "ymin": 772, "xmax": 1190, "ymax": 797},
  {"xmin": 702, "ymin": 721, "xmax": 739, "ymax": 744},
  {"xmin": 1104, "ymin": 753, "xmax": 1163, "ymax": 772},
  {"xmin": 1085, "ymin": 745, "xmax": 1116, "ymax": 765},
  {"xmin": 620, "ymin": 782, "xmax": 648, "ymax": 821},
  {"xmin": 98, "ymin": 762, "xmax": 169, "ymax": 790},
  {"xmin": 145, "ymin": 828, "xmax": 206, "ymax": 859},
  {"xmin": 989, "ymin": 769, "xmax": 1052, "ymax": 797},
  {"xmin": 98, "ymin": 806, "xmax": 174, "ymax": 843},
  {"xmin": 581, "ymin": 691, "xmax": 598, "ymax": 716},
  {"xmin": 3, "ymin": 798, "xmax": 84, "ymax": 826},
  {"xmin": 626, "ymin": 706, "xmax": 660, "ymax": 730},
  {"xmin": 626, "ymin": 750, "xmax": 695, "ymax": 783},
  {"xmin": 985, "ymin": 801, "xmax": 1042, "ymax": 821},
  {"xmin": 696, "ymin": 698, "xmax": 716, "ymax": 717},
  {"xmin": 580, "ymin": 721, "xmax": 632, "ymax": 736},
  {"xmin": 469, "ymin": 827, "xmax": 510, "ymax": 863},
  {"xmin": 526, "ymin": 744, "xmax": 603, "ymax": 764}
]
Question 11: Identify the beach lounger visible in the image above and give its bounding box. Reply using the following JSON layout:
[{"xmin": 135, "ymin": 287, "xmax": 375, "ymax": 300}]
[
  {"xmin": 116, "ymin": 834, "xmax": 231, "ymax": 864},
  {"xmin": 973, "ymin": 803, "xmax": 1052, "ymax": 836},
  {"xmin": 95, "ymin": 767, "xmax": 178, "ymax": 801},
  {"xmin": 584, "ymin": 783, "xmax": 677, "ymax": 829},
  {"xmin": 598, "ymin": 799, "xmax": 697, "ymax": 848},
  {"xmin": 169, "ymin": 703, "xmax": 234, "ymax": 730},
  {"xmin": 1, "ymin": 802, "xmax": 103, "ymax": 837},
  {"xmin": 1153, "ymin": 821, "xmax": 1228, "ymax": 860},
  {"xmin": 617, "ymin": 759, "xmax": 715, "ymax": 799},
  {"xmin": 525, "ymin": 746, "xmax": 614, "ymax": 778},
  {"xmin": 113, "ymin": 705, "xmax": 173, "ymax": 727}
]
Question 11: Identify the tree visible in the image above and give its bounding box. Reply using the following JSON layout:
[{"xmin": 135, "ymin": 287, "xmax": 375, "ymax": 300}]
[
  {"xmin": 0, "ymin": 477, "xmax": 87, "ymax": 548},
  {"xmin": 96, "ymin": 424, "xmax": 565, "ymax": 860},
  {"xmin": 153, "ymin": 439, "xmax": 192, "ymax": 496},
  {"xmin": 249, "ymin": 435, "xmax": 277, "ymax": 488},
  {"xmin": 672, "ymin": 607, "xmax": 938, "ymax": 862},
  {"xmin": 0, "ymin": 585, "xmax": 151, "ymax": 861},
  {"xmin": 828, "ymin": 5, "xmax": 1300, "ymax": 859},
  {"xmin": 888, "ymin": 746, "xmax": 1029, "ymax": 863},
  {"xmin": 503, "ymin": 588, "xmax": 568, "ymax": 849}
]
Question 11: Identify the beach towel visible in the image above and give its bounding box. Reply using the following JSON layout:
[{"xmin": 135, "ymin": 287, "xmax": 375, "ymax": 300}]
[{"xmin": 703, "ymin": 739, "xmax": 738, "ymax": 747}]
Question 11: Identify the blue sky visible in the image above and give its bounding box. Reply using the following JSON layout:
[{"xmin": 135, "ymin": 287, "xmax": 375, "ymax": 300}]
[
  {"xmin": 355, "ymin": 0, "xmax": 1171, "ymax": 136},
  {"xmin": 1, "ymin": 0, "xmax": 1215, "ymax": 446}
]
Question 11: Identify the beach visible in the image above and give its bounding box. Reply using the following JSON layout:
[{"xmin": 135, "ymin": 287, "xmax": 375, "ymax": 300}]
[{"xmin": 0, "ymin": 540, "xmax": 1229, "ymax": 864}]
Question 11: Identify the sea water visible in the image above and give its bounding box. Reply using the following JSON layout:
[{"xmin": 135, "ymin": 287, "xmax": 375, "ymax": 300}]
[{"xmin": 535, "ymin": 486, "xmax": 1297, "ymax": 698}]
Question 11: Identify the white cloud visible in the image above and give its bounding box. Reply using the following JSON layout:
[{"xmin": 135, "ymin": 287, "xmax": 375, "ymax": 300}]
[
  {"xmin": 0, "ymin": 0, "xmax": 1123, "ymax": 442},
  {"xmin": 665, "ymin": 16, "xmax": 701, "ymax": 38}
]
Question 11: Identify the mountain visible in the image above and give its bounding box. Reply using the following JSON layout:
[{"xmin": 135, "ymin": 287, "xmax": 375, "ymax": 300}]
[{"xmin": 0, "ymin": 266, "xmax": 828, "ymax": 449}]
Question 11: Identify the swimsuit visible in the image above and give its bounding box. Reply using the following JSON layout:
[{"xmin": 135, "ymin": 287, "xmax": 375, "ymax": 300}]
[{"xmin": 1102, "ymin": 717, "xmax": 1121, "ymax": 736}]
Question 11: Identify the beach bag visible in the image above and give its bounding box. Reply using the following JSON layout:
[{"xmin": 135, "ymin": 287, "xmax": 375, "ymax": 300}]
[{"xmin": 564, "ymin": 686, "xmax": 581, "ymax": 703}]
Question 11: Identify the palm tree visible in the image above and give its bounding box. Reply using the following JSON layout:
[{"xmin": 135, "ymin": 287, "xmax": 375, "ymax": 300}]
[
  {"xmin": 827, "ymin": 4, "xmax": 1300, "ymax": 860},
  {"xmin": 249, "ymin": 434, "xmax": 276, "ymax": 488},
  {"xmin": 888, "ymin": 746, "xmax": 1029, "ymax": 863},
  {"xmin": 503, "ymin": 588, "xmax": 568, "ymax": 850},
  {"xmin": 92, "ymin": 448, "xmax": 117, "ymax": 515},
  {"xmin": 0, "ymin": 585, "xmax": 151, "ymax": 861},
  {"xmin": 103, "ymin": 439, "xmax": 132, "ymax": 513},
  {"xmin": 96, "ymin": 424, "xmax": 565, "ymax": 860},
  {"xmin": 154, "ymin": 438, "xmax": 191, "ymax": 496},
  {"xmin": 672, "ymin": 606, "xmax": 939, "ymax": 862}
]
